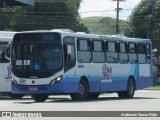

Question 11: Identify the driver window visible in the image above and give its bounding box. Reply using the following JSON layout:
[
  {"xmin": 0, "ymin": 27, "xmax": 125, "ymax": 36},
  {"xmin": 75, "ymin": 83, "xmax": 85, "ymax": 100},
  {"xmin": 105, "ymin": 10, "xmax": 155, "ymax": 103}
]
[
  {"xmin": 63, "ymin": 36, "xmax": 76, "ymax": 72},
  {"xmin": 0, "ymin": 43, "xmax": 9, "ymax": 63}
]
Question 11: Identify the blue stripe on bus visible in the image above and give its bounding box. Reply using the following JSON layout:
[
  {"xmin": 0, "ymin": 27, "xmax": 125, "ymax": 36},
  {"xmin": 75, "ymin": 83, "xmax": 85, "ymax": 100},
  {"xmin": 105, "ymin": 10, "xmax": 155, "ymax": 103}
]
[{"xmin": 11, "ymin": 75, "xmax": 153, "ymax": 94}]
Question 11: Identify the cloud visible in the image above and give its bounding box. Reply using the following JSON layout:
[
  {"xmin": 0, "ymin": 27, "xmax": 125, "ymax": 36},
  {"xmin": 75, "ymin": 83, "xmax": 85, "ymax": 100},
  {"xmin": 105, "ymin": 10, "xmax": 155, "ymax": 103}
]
[{"xmin": 79, "ymin": 0, "xmax": 141, "ymax": 20}]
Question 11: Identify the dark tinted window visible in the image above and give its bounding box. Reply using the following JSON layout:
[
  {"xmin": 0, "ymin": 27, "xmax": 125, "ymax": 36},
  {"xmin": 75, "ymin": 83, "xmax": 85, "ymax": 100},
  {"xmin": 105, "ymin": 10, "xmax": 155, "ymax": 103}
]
[
  {"xmin": 128, "ymin": 43, "xmax": 137, "ymax": 64},
  {"xmin": 119, "ymin": 42, "xmax": 128, "ymax": 63},
  {"xmin": 129, "ymin": 43, "xmax": 136, "ymax": 53},
  {"xmin": 13, "ymin": 33, "xmax": 61, "ymax": 44},
  {"xmin": 137, "ymin": 43, "xmax": 146, "ymax": 64},
  {"xmin": 77, "ymin": 39, "xmax": 91, "ymax": 63},
  {"xmin": 64, "ymin": 37, "xmax": 76, "ymax": 72},
  {"xmin": 78, "ymin": 39, "xmax": 91, "ymax": 51},
  {"xmin": 106, "ymin": 41, "xmax": 118, "ymax": 63},
  {"xmin": 0, "ymin": 42, "xmax": 10, "ymax": 63},
  {"xmin": 92, "ymin": 40, "xmax": 105, "ymax": 63},
  {"xmin": 146, "ymin": 44, "xmax": 150, "ymax": 63}
]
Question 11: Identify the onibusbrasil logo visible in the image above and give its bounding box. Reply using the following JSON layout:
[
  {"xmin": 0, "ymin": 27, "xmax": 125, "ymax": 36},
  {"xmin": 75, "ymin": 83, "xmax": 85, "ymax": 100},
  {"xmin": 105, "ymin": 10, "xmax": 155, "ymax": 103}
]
[{"xmin": 2, "ymin": 112, "xmax": 42, "ymax": 118}]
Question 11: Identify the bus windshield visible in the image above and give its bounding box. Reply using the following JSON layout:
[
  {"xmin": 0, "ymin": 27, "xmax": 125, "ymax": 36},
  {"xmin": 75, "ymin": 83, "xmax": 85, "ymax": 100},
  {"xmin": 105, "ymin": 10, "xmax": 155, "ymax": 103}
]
[{"xmin": 12, "ymin": 33, "xmax": 62, "ymax": 78}]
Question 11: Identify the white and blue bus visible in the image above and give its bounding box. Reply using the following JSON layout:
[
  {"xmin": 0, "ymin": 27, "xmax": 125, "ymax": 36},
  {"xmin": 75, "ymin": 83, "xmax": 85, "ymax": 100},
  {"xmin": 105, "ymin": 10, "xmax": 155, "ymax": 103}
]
[
  {"xmin": 0, "ymin": 31, "xmax": 24, "ymax": 98},
  {"xmin": 11, "ymin": 30, "xmax": 153, "ymax": 102}
]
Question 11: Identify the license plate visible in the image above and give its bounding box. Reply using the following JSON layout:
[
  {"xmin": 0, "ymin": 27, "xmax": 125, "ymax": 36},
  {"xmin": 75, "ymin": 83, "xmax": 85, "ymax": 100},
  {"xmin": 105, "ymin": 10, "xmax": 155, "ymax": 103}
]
[{"xmin": 28, "ymin": 87, "xmax": 38, "ymax": 92}]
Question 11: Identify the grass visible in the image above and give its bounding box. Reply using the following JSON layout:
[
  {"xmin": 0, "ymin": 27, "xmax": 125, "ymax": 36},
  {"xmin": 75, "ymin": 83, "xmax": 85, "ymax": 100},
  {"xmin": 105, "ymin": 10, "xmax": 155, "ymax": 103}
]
[{"xmin": 147, "ymin": 85, "xmax": 160, "ymax": 89}]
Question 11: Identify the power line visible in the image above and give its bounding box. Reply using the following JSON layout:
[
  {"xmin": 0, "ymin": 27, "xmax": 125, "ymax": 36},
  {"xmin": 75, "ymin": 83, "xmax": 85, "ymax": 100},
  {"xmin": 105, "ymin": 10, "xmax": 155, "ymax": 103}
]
[
  {"xmin": 0, "ymin": 8, "xmax": 134, "ymax": 14},
  {"xmin": 1, "ymin": 11, "xmax": 159, "ymax": 21}
]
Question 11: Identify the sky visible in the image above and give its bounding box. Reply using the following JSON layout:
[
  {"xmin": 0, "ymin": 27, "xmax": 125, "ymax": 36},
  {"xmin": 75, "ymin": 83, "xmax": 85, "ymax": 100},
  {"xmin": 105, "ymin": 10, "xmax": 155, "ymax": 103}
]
[{"xmin": 79, "ymin": 0, "xmax": 142, "ymax": 20}]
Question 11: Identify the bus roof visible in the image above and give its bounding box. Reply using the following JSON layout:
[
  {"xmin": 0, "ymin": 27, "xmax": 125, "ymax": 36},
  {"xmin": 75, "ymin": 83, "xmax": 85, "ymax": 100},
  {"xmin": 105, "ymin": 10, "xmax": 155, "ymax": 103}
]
[
  {"xmin": 0, "ymin": 37, "xmax": 13, "ymax": 42},
  {"xmin": 15, "ymin": 30, "xmax": 152, "ymax": 44},
  {"xmin": 0, "ymin": 31, "xmax": 17, "ymax": 37}
]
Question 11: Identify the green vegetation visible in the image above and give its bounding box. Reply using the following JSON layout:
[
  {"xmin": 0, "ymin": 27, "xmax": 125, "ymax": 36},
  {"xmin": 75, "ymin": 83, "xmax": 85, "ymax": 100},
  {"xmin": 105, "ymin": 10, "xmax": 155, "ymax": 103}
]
[
  {"xmin": 0, "ymin": 0, "xmax": 88, "ymax": 32},
  {"xmin": 148, "ymin": 85, "xmax": 160, "ymax": 89},
  {"xmin": 81, "ymin": 16, "xmax": 126, "ymax": 35},
  {"xmin": 124, "ymin": 0, "xmax": 160, "ymax": 49},
  {"xmin": 81, "ymin": 17, "xmax": 105, "ymax": 35}
]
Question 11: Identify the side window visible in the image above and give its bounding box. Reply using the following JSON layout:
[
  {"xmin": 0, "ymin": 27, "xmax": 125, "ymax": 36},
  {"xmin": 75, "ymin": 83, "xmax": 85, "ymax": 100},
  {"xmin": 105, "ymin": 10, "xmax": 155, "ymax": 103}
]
[
  {"xmin": 106, "ymin": 41, "xmax": 118, "ymax": 63},
  {"xmin": 138, "ymin": 43, "xmax": 146, "ymax": 64},
  {"xmin": 77, "ymin": 39, "xmax": 91, "ymax": 63},
  {"xmin": 119, "ymin": 42, "xmax": 128, "ymax": 63},
  {"xmin": 66, "ymin": 44, "xmax": 75, "ymax": 62},
  {"xmin": 78, "ymin": 39, "xmax": 91, "ymax": 51},
  {"xmin": 6, "ymin": 44, "xmax": 10, "ymax": 59},
  {"xmin": 92, "ymin": 40, "xmax": 105, "ymax": 63},
  {"xmin": 0, "ymin": 51, "xmax": 2, "ymax": 61},
  {"xmin": 0, "ymin": 42, "xmax": 10, "ymax": 63},
  {"xmin": 16, "ymin": 45, "xmax": 22, "ymax": 60},
  {"xmin": 128, "ymin": 43, "xmax": 137, "ymax": 64},
  {"xmin": 64, "ymin": 37, "xmax": 76, "ymax": 72},
  {"xmin": 146, "ymin": 44, "xmax": 150, "ymax": 63}
]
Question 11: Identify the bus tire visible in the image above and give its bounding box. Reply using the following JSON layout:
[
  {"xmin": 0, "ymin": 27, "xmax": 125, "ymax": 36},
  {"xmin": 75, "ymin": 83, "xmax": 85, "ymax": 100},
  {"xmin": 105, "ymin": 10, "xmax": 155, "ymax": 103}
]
[
  {"xmin": 31, "ymin": 94, "xmax": 48, "ymax": 102},
  {"xmin": 88, "ymin": 92, "xmax": 100, "ymax": 99},
  {"xmin": 70, "ymin": 79, "xmax": 89, "ymax": 100},
  {"xmin": 8, "ymin": 93, "xmax": 24, "ymax": 99},
  {"xmin": 118, "ymin": 77, "xmax": 135, "ymax": 98}
]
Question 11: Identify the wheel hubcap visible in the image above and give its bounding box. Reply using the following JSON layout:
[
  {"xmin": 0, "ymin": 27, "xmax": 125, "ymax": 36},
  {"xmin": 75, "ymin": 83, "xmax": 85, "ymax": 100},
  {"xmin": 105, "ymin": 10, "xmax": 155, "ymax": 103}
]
[{"xmin": 78, "ymin": 84, "xmax": 85, "ymax": 95}]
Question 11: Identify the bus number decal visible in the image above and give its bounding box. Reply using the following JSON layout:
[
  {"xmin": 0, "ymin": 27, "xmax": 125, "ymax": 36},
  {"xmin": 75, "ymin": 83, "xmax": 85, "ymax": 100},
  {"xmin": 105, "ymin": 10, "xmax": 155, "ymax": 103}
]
[
  {"xmin": 102, "ymin": 64, "xmax": 112, "ymax": 81},
  {"xmin": 19, "ymin": 78, "xmax": 26, "ymax": 84}
]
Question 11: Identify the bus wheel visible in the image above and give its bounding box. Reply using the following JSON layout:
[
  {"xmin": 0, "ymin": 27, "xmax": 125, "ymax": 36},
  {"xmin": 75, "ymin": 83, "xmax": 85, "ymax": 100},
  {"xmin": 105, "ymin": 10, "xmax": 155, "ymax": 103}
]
[
  {"xmin": 70, "ymin": 79, "xmax": 89, "ymax": 100},
  {"xmin": 88, "ymin": 92, "xmax": 100, "ymax": 99},
  {"xmin": 31, "ymin": 94, "xmax": 48, "ymax": 102},
  {"xmin": 8, "ymin": 93, "xmax": 24, "ymax": 99},
  {"xmin": 118, "ymin": 78, "xmax": 135, "ymax": 98}
]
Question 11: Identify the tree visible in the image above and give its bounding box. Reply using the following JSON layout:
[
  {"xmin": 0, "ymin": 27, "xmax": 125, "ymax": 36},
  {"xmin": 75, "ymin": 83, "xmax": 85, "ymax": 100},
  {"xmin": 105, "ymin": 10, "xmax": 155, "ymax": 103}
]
[
  {"xmin": 124, "ymin": 0, "xmax": 160, "ymax": 49},
  {"xmin": 124, "ymin": 0, "xmax": 155, "ymax": 38},
  {"xmin": 99, "ymin": 17, "xmax": 116, "ymax": 34},
  {"xmin": 124, "ymin": 0, "xmax": 160, "ymax": 38},
  {"xmin": 81, "ymin": 17, "xmax": 125, "ymax": 35},
  {"xmin": 0, "ymin": 0, "xmax": 88, "ymax": 32}
]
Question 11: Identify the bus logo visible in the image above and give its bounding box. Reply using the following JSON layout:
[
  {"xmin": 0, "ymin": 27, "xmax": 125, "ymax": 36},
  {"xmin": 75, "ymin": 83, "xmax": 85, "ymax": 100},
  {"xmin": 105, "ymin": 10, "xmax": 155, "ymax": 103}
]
[
  {"xmin": 102, "ymin": 64, "xmax": 112, "ymax": 81},
  {"xmin": 5, "ymin": 64, "xmax": 12, "ymax": 79}
]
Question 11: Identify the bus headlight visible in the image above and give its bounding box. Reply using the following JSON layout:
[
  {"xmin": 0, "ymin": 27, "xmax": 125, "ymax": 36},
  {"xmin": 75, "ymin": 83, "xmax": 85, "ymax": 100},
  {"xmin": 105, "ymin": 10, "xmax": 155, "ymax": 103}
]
[
  {"xmin": 50, "ymin": 76, "xmax": 62, "ymax": 86},
  {"xmin": 56, "ymin": 76, "xmax": 62, "ymax": 82},
  {"xmin": 11, "ymin": 77, "xmax": 18, "ymax": 86}
]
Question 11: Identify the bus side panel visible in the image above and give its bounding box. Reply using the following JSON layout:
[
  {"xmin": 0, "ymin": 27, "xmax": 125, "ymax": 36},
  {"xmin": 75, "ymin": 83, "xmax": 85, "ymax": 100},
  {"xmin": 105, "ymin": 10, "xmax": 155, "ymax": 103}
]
[
  {"xmin": 87, "ymin": 76, "xmax": 101, "ymax": 93},
  {"xmin": 100, "ymin": 64, "xmax": 138, "ymax": 92},
  {"xmin": 100, "ymin": 79, "xmax": 128, "ymax": 92},
  {"xmin": 136, "ymin": 77, "xmax": 153, "ymax": 90},
  {"xmin": 63, "ymin": 75, "xmax": 79, "ymax": 93},
  {"xmin": 0, "ymin": 64, "xmax": 7, "ymax": 92},
  {"xmin": 5, "ymin": 64, "xmax": 12, "ymax": 92},
  {"xmin": 63, "ymin": 75, "xmax": 101, "ymax": 93},
  {"xmin": 136, "ymin": 64, "xmax": 153, "ymax": 89}
]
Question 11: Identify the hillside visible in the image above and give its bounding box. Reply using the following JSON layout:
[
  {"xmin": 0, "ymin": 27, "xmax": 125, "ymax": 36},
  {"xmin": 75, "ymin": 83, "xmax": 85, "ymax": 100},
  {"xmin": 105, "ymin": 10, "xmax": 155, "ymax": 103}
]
[{"xmin": 81, "ymin": 16, "xmax": 125, "ymax": 35}]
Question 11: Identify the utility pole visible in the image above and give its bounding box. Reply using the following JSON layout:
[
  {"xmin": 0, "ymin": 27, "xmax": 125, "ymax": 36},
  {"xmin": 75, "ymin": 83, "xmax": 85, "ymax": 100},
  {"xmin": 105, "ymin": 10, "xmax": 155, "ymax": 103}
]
[
  {"xmin": 113, "ymin": 0, "xmax": 125, "ymax": 34},
  {"xmin": 148, "ymin": 0, "xmax": 155, "ymax": 40}
]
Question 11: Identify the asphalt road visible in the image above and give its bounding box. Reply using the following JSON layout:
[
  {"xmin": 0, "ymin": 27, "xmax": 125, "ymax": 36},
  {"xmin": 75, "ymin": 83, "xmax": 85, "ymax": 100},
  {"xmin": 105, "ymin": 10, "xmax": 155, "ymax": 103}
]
[{"xmin": 0, "ymin": 90, "xmax": 160, "ymax": 120}]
